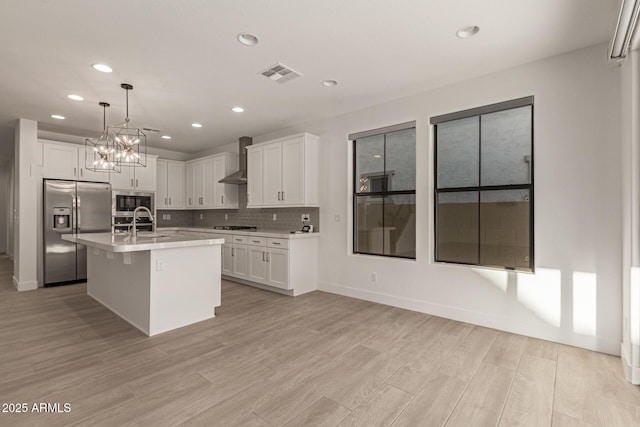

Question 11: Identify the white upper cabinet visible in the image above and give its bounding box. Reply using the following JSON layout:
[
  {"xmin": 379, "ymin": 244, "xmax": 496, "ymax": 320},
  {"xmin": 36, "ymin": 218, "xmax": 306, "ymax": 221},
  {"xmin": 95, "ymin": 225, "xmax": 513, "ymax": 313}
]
[
  {"xmin": 246, "ymin": 146, "xmax": 263, "ymax": 207},
  {"xmin": 42, "ymin": 140, "xmax": 110, "ymax": 183},
  {"xmin": 246, "ymin": 133, "xmax": 319, "ymax": 208},
  {"xmin": 185, "ymin": 152, "xmax": 238, "ymax": 209},
  {"xmin": 109, "ymin": 156, "xmax": 157, "ymax": 191},
  {"xmin": 157, "ymin": 159, "xmax": 185, "ymax": 209}
]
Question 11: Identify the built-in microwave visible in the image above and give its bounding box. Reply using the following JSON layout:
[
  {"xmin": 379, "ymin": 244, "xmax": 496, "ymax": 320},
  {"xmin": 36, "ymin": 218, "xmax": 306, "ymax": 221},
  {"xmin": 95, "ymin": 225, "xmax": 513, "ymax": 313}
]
[{"xmin": 112, "ymin": 191, "xmax": 154, "ymax": 214}]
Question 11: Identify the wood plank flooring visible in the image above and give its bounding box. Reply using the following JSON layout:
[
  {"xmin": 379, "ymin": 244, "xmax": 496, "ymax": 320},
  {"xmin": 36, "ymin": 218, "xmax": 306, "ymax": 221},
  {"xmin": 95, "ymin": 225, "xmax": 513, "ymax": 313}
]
[{"xmin": 0, "ymin": 255, "xmax": 638, "ymax": 426}]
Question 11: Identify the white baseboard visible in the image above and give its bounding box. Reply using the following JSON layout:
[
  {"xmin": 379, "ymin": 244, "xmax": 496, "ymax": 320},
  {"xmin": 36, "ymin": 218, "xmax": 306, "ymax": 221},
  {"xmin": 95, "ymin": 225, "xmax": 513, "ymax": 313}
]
[
  {"xmin": 13, "ymin": 276, "xmax": 38, "ymax": 291},
  {"xmin": 318, "ymin": 280, "xmax": 620, "ymax": 356},
  {"xmin": 621, "ymin": 343, "xmax": 640, "ymax": 384}
]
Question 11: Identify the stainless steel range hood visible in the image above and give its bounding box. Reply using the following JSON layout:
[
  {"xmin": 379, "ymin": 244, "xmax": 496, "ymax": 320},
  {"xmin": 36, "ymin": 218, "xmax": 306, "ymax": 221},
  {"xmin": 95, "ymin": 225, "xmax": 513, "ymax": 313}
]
[{"xmin": 219, "ymin": 136, "xmax": 252, "ymax": 184}]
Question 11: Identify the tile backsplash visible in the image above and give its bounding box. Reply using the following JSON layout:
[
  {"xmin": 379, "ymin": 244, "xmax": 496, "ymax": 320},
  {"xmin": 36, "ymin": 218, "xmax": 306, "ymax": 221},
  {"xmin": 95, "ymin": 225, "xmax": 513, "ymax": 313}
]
[{"xmin": 156, "ymin": 187, "xmax": 319, "ymax": 232}]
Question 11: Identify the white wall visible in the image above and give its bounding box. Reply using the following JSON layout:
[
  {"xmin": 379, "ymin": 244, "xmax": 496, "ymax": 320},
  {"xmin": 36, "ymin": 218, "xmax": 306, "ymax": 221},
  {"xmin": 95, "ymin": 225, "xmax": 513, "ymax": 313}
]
[
  {"xmin": 0, "ymin": 160, "xmax": 9, "ymax": 252},
  {"xmin": 256, "ymin": 43, "xmax": 622, "ymax": 355}
]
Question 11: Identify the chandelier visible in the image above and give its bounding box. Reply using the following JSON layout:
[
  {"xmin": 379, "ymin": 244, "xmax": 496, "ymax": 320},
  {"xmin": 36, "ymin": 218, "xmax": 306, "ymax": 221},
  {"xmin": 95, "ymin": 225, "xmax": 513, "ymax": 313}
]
[
  {"xmin": 109, "ymin": 83, "xmax": 147, "ymax": 167},
  {"xmin": 85, "ymin": 102, "xmax": 119, "ymax": 172}
]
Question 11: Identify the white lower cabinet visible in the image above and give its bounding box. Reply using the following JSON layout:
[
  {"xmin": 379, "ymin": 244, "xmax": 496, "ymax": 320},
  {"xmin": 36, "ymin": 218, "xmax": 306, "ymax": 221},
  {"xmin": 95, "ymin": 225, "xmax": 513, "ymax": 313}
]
[{"xmin": 219, "ymin": 233, "xmax": 318, "ymax": 295}]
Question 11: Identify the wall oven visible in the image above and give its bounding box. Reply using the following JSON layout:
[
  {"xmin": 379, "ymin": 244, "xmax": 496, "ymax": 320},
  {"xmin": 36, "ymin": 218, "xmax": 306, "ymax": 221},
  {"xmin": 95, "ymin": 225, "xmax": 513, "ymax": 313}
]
[{"xmin": 112, "ymin": 191, "xmax": 155, "ymax": 234}]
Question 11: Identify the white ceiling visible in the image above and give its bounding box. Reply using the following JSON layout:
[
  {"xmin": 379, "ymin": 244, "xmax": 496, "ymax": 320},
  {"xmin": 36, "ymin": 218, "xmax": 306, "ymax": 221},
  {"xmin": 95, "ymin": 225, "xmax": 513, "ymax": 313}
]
[{"xmin": 0, "ymin": 0, "xmax": 619, "ymax": 154}]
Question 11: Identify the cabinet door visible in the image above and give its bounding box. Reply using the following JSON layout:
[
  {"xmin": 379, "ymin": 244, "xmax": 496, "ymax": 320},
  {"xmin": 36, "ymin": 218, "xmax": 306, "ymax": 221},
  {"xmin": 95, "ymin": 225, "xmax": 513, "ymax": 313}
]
[
  {"xmin": 266, "ymin": 248, "xmax": 289, "ymax": 289},
  {"xmin": 133, "ymin": 157, "xmax": 157, "ymax": 191},
  {"xmin": 262, "ymin": 142, "xmax": 282, "ymax": 206},
  {"xmin": 281, "ymin": 136, "xmax": 305, "ymax": 205},
  {"xmin": 248, "ymin": 246, "xmax": 267, "ymax": 284},
  {"xmin": 43, "ymin": 142, "xmax": 78, "ymax": 180},
  {"xmin": 157, "ymin": 160, "xmax": 168, "ymax": 208},
  {"xmin": 221, "ymin": 243, "xmax": 233, "ymax": 276},
  {"xmin": 232, "ymin": 244, "xmax": 249, "ymax": 280},
  {"xmin": 110, "ymin": 167, "xmax": 134, "ymax": 190},
  {"xmin": 212, "ymin": 155, "xmax": 226, "ymax": 207},
  {"xmin": 185, "ymin": 162, "xmax": 195, "ymax": 207},
  {"xmin": 247, "ymin": 147, "xmax": 263, "ymax": 207},
  {"xmin": 192, "ymin": 161, "xmax": 204, "ymax": 207},
  {"xmin": 166, "ymin": 161, "xmax": 185, "ymax": 208},
  {"xmin": 202, "ymin": 158, "xmax": 215, "ymax": 207}
]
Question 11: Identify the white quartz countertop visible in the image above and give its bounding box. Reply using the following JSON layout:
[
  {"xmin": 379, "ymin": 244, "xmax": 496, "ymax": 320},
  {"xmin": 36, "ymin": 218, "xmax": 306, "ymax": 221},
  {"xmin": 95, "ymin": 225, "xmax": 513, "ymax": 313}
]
[
  {"xmin": 62, "ymin": 232, "xmax": 225, "ymax": 252},
  {"xmin": 157, "ymin": 227, "xmax": 320, "ymax": 240}
]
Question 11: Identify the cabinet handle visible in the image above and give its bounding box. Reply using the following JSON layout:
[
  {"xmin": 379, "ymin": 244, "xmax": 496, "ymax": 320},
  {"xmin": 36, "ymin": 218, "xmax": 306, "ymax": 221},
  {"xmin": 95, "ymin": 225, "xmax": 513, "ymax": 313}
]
[
  {"xmin": 80, "ymin": 168, "xmax": 83, "ymax": 177},
  {"xmin": 131, "ymin": 178, "xmax": 134, "ymax": 187},
  {"xmin": 267, "ymin": 252, "xmax": 270, "ymax": 262},
  {"xmin": 136, "ymin": 179, "xmax": 139, "ymax": 187},
  {"xmin": 231, "ymin": 248, "xmax": 234, "ymax": 256},
  {"xmin": 235, "ymin": 238, "xmax": 242, "ymax": 242},
  {"xmin": 277, "ymin": 191, "xmax": 281, "ymax": 201},
  {"xmin": 262, "ymin": 251, "xmax": 266, "ymax": 262},
  {"xmin": 74, "ymin": 167, "xmax": 77, "ymax": 176},
  {"xmin": 272, "ymin": 242, "xmax": 281, "ymax": 245},
  {"xmin": 165, "ymin": 198, "xmax": 168, "ymax": 205},
  {"xmin": 247, "ymin": 193, "xmax": 250, "ymax": 202},
  {"xmin": 199, "ymin": 197, "xmax": 203, "ymax": 205},
  {"xmin": 252, "ymin": 240, "xmax": 260, "ymax": 243},
  {"xmin": 189, "ymin": 198, "xmax": 192, "ymax": 205},
  {"xmin": 282, "ymin": 191, "xmax": 285, "ymax": 201},
  {"xmin": 221, "ymin": 195, "xmax": 224, "ymax": 204},
  {"xmin": 169, "ymin": 198, "xmax": 171, "ymax": 205}
]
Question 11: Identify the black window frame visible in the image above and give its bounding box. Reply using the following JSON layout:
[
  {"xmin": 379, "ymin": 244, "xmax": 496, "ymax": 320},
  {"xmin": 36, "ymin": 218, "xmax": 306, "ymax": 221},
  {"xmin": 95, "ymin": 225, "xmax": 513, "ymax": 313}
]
[
  {"xmin": 350, "ymin": 121, "xmax": 416, "ymax": 260},
  {"xmin": 431, "ymin": 96, "xmax": 534, "ymax": 272}
]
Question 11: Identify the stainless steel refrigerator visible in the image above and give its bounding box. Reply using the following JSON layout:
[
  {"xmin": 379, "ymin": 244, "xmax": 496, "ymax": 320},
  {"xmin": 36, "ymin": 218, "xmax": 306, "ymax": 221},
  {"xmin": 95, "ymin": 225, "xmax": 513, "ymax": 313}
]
[{"xmin": 43, "ymin": 179, "xmax": 112, "ymax": 286}]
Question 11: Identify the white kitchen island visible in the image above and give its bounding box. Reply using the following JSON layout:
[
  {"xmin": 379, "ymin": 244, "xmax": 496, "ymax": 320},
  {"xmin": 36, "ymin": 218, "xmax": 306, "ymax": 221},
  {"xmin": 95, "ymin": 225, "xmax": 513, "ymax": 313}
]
[{"xmin": 62, "ymin": 232, "xmax": 224, "ymax": 336}]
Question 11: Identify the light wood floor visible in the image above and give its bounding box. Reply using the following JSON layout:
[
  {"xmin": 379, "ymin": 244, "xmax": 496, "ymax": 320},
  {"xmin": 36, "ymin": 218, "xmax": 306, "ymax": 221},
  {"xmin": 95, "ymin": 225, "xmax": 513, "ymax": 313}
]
[{"xmin": 0, "ymin": 255, "xmax": 638, "ymax": 426}]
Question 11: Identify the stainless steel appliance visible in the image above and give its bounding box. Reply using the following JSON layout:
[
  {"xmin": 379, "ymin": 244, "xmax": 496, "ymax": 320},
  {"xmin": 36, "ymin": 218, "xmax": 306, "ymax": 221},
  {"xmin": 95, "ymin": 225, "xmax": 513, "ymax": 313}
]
[
  {"xmin": 43, "ymin": 179, "xmax": 112, "ymax": 286},
  {"xmin": 218, "ymin": 136, "xmax": 252, "ymax": 184},
  {"xmin": 112, "ymin": 190, "xmax": 155, "ymax": 234}
]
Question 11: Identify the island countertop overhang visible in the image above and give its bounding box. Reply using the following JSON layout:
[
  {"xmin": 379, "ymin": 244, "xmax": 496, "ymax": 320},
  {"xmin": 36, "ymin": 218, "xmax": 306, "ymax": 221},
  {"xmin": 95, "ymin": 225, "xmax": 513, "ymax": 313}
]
[{"xmin": 62, "ymin": 232, "xmax": 225, "ymax": 253}]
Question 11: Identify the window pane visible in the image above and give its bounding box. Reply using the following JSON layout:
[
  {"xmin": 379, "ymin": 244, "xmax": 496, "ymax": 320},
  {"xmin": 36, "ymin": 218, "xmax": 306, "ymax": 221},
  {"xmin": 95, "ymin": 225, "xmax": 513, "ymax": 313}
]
[
  {"xmin": 355, "ymin": 194, "xmax": 416, "ymax": 258},
  {"xmin": 436, "ymin": 116, "xmax": 479, "ymax": 189},
  {"xmin": 355, "ymin": 195, "xmax": 383, "ymax": 254},
  {"xmin": 385, "ymin": 128, "xmax": 416, "ymax": 191},
  {"xmin": 481, "ymin": 106, "xmax": 532, "ymax": 186},
  {"xmin": 480, "ymin": 189, "xmax": 530, "ymax": 270},
  {"xmin": 355, "ymin": 135, "xmax": 384, "ymax": 193},
  {"xmin": 384, "ymin": 194, "xmax": 416, "ymax": 258},
  {"xmin": 436, "ymin": 191, "xmax": 478, "ymax": 264}
]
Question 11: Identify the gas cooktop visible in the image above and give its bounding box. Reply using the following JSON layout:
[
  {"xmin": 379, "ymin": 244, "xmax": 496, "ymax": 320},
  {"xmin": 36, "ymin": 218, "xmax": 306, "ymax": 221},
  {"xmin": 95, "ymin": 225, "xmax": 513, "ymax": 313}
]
[{"xmin": 213, "ymin": 225, "xmax": 258, "ymax": 231}]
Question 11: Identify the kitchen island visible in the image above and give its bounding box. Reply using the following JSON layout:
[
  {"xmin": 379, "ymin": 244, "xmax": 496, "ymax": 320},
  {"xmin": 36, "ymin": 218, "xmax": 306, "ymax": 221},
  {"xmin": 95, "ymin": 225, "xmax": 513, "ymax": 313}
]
[{"xmin": 62, "ymin": 232, "xmax": 224, "ymax": 336}]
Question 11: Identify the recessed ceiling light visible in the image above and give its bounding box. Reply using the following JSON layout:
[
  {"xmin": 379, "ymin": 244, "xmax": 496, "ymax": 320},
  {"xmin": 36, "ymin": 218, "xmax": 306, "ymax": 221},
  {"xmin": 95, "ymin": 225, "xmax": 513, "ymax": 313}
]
[
  {"xmin": 456, "ymin": 26, "xmax": 480, "ymax": 38},
  {"xmin": 322, "ymin": 80, "xmax": 338, "ymax": 87},
  {"xmin": 237, "ymin": 33, "xmax": 259, "ymax": 46},
  {"xmin": 67, "ymin": 94, "xmax": 84, "ymax": 101},
  {"xmin": 51, "ymin": 114, "xmax": 65, "ymax": 120},
  {"xmin": 161, "ymin": 135, "xmax": 172, "ymax": 140},
  {"xmin": 92, "ymin": 63, "xmax": 113, "ymax": 73},
  {"xmin": 232, "ymin": 106, "xmax": 244, "ymax": 113},
  {"xmin": 373, "ymin": 154, "xmax": 382, "ymax": 158},
  {"xmin": 192, "ymin": 123, "xmax": 202, "ymax": 128}
]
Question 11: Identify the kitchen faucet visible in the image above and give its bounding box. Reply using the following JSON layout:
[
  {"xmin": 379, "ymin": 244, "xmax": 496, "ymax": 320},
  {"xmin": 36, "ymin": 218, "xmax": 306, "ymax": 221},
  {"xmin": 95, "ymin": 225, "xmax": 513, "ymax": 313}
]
[{"xmin": 130, "ymin": 206, "xmax": 154, "ymax": 238}]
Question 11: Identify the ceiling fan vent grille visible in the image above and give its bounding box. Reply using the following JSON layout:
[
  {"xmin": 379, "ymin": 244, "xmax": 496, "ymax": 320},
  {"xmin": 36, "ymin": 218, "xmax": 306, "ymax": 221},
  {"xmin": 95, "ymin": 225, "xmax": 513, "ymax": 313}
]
[{"xmin": 259, "ymin": 63, "xmax": 302, "ymax": 83}]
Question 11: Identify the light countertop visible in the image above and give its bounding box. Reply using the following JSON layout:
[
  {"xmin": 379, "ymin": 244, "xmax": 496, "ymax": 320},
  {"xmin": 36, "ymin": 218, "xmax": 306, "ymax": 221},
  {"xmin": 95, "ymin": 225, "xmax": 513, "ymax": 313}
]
[
  {"xmin": 157, "ymin": 227, "xmax": 320, "ymax": 240},
  {"xmin": 62, "ymin": 232, "xmax": 225, "ymax": 252}
]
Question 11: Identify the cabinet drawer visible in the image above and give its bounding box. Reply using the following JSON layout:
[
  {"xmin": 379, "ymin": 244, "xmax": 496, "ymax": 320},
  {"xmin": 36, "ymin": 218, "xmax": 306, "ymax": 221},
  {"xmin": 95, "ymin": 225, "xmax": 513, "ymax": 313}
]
[
  {"xmin": 267, "ymin": 238, "xmax": 289, "ymax": 249},
  {"xmin": 231, "ymin": 235, "xmax": 247, "ymax": 244},
  {"xmin": 247, "ymin": 236, "xmax": 267, "ymax": 246}
]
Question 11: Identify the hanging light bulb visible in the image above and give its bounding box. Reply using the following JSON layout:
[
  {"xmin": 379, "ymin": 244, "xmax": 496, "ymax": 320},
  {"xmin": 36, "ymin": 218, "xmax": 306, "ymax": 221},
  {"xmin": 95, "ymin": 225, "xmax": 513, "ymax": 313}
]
[
  {"xmin": 109, "ymin": 83, "xmax": 147, "ymax": 167},
  {"xmin": 85, "ymin": 102, "xmax": 120, "ymax": 173}
]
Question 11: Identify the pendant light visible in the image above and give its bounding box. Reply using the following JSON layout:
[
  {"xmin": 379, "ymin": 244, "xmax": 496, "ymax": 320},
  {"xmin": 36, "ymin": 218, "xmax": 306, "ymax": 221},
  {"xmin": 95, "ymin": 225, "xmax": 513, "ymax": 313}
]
[
  {"xmin": 85, "ymin": 102, "xmax": 120, "ymax": 173},
  {"xmin": 109, "ymin": 83, "xmax": 147, "ymax": 167}
]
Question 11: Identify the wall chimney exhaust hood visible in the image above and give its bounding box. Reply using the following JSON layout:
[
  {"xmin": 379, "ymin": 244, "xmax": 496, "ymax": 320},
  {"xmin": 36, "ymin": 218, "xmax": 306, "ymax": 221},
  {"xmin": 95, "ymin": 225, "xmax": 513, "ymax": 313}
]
[{"xmin": 219, "ymin": 136, "xmax": 252, "ymax": 184}]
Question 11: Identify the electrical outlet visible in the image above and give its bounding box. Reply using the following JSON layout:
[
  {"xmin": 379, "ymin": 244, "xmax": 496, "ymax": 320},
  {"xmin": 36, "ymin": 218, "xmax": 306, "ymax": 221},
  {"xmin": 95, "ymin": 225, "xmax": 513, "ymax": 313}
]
[
  {"xmin": 302, "ymin": 213, "xmax": 310, "ymax": 223},
  {"xmin": 162, "ymin": 214, "xmax": 166, "ymax": 220},
  {"xmin": 225, "ymin": 214, "xmax": 228, "ymax": 220},
  {"xmin": 167, "ymin": 214, "xmax": 171, "ymax": 220},
  {"xmin": 199, "ymin": 213, "xmax": 203, "ymax": 220},
  {"xmin": 371, "ymin": 272, "xmax": 377, "ymax": 283},
  {"xmin": 272, "ymin": 213, "xmax": 277, "ymax": 221},
  {"xmin": 156, "ymin": 259, "xmax": 165, "ymax": 271}
]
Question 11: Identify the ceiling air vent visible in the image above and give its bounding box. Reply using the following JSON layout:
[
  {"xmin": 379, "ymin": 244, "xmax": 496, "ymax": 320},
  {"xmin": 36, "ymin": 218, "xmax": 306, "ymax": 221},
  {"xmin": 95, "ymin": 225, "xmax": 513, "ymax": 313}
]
[{"xmin": 259, "ymin": 63, "xmax": 302, "ymax": 83}]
